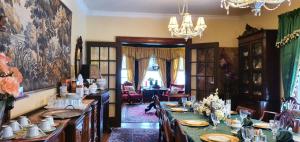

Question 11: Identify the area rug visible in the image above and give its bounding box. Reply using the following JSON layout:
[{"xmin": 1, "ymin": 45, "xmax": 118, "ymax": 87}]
[
  {"xmin": 108, "ymin": 128, "xmax": 159, "ymax": 142},
  {"xmin": 122, "ymin": 104, "xmax": 158, "ymax": 123}
]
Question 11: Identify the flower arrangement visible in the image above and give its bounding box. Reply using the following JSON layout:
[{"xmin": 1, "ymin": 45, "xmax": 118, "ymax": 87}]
[
  {"xmin": 196, "ymin": 88, "xmax": 225, "ymax": 120},
  {"xmin": 0, "ymin": 53, "xmax": 23, "ymax": 98}
]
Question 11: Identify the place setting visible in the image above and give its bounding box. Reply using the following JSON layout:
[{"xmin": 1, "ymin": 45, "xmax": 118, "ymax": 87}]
[{"xmin": 180, "ymin": 120, "xmax": 209, "ymax": 127}]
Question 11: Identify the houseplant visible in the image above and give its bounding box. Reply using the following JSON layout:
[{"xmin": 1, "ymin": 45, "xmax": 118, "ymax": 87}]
[{"xmin": 0, "ymin": 53, "xmax": 23, "ymax": 126}]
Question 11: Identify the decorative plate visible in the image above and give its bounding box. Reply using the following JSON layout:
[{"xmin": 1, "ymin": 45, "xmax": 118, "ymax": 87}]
[
  {"xmin": 253, "ymin": 122, "xmax": 270, "ymax": 129},
  {"xmin": 180, "ymin": 120, "xmax": 209, "ymax": 127},
  {"xmin": 165, "ymin": 103, "xmax": 177, "ymax": 107},
  {"xmin": 230, "ymin": 111, "xmax": 238, "ymax": 115},
  {"xmin": 41, "ymin": 109, "xmax": 83, "ymax": 119},
  {"xmin": 200, "ymin": 133, "xmax": 239, "ymax": 142},
  {"xmin": 170, "ymin": 107, "xmax": 188, "ymax": 112}
]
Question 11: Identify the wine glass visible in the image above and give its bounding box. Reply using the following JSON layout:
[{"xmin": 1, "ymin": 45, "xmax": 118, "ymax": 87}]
[
  {"xmin": 239, "ymin": 109, "xmax": 248, "ymax": 123},
  {"xmin": 269, "ymin": 120, "xmax": 280, "ymax": 139},
  {"xmin": 241, "ymin": 127, "xmax": 254, "ymax": 142},
  {"xmin": 190, "ymin": 96, "xmax": 196, "ymax": 104},
  {"xmin": 211, "ymin": 113, "xmax": 220, "ymax": 129},
  {"xmin": 182, "ymin": 97, "xmax": 187, "ymax": 109}
]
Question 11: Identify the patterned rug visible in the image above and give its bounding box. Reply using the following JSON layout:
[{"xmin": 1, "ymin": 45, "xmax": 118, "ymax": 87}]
[
  {"xmin": 122, "ymin": 104, "xmax": 158, "ymax": 123},
  {"xmin": 108, "ymin": 128, "xmax": 159, "ymax": 142}
]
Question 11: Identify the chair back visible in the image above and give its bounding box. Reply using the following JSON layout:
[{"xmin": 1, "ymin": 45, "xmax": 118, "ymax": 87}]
[
  {"xmin": 275, "ymin": 110, "xmax": 295, "ymax": 130},
  {"xmin": 154, "ymin": 95, "xmax": 161, "ymax": 109},
  {"xmin": 161, "ymin": 109, "xmax": 174, "ymax": 142},
  {"xmin": 259, "ymin": 111, "xmax": 278, "ymax": 122},
  {"xmin": 174, "ymin": 120, "xmax": 188, "ymax": 142},
  {"xmin": 236, "ymin": 106, "xmax": 256, "ymax": 117}
]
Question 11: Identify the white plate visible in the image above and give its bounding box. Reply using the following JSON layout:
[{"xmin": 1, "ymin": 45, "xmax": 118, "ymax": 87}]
[
  {"xmin": 207, "ymin": 135, "xmax": 230, "ymax": 142},
  {"xmin": 293, "ymin": 135, "xmax": 300, "ymax": 142}
]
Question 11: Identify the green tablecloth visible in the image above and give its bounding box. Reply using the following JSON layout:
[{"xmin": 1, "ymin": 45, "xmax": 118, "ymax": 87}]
[{"xmin": 161, "ymin": 102, "xmax": 276, "ymax": 142}]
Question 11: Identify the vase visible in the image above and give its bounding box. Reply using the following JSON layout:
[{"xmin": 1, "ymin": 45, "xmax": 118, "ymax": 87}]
[
  {"xmin": 0, "ymin": 99, "xmax": 7, "ymax": 126},
  {"xmin": 0, "ymin": 96, "xmax": 14, "ymax": 127}
]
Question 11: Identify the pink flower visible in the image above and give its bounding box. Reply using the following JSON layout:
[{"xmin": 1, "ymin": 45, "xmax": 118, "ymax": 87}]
[
  {"xmin": 0, "ymin": 77, "xmax": 19, "ymax": 97},
  {"xmin": 0, "ymin": 53, "xmax": 11, "ymax": 63},
  {"xmin": 10, "ymin": 67, "xmax": 23, "ymax": 83},
  {"xmin": 0, "ymin": 60, "xmax": 9, "ymax": 74}
]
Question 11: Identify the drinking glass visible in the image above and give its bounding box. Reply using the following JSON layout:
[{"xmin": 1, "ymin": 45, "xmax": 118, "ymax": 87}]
[
  {"xmin": 182, "ymin": 97, "xmax": 187, "ymax": 108},
  {"xmin": 211, "ymin": 113, "xmax": 220, "ymax": 129},
  {"xmin": 190, "ymin": 96, "xmax": 196, "ymax": 103},
  {"xmin": 241, "ymin": 127, "xmax": 254, "ymax": 142},
  {"xmin": 269, "ymin": 120, "xmax": 280, "ymax": 139}
]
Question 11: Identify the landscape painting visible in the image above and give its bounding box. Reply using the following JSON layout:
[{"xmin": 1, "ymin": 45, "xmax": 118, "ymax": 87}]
[{"xmin": 0, "ymin": 0, "xmax": 72, "ymax": 92}]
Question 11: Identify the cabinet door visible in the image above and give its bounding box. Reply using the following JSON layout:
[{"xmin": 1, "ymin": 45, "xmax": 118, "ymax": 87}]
[{"xmin": 188, "ymin": 43, "xmax": 218, "ymax": 100}]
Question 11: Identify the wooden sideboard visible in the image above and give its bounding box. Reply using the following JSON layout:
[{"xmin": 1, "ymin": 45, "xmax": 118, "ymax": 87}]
[{"xmin": 1, "ymin": 91, "xmax": 110, "ymax": 142}]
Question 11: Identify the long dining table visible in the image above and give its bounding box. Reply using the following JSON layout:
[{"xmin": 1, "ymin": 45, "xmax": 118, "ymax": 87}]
[{"xmin": 160, "ymin": 101, "xmax": 300, "ymax": 142}]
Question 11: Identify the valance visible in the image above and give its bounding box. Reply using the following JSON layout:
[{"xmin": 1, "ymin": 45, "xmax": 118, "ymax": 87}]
[
  {"xmin": 122, "ymin": 46, "xmax": 185, "ymax": 60},
  {"xmin": 276, "ymin": 8, "xmax": 300, "ymax": 48}
]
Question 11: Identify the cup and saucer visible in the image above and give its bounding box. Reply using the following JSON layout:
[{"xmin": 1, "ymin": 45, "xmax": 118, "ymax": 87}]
[
  {"xmin": 38, "ymin": 119, "xmax": 56, "ymax": 133},
  {"xmin": 24, "ymin": 124, "xmax": 47, "ymax": 139},
  {"xmin": 18, "ymin": 116, "xmax": 32, "ymax": 128},
  {"xmin": 0, "ymin": 125, "xmax": 16, "ymax": 140}
]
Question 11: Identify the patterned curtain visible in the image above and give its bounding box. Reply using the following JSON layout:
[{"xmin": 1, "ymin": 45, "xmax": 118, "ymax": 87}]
[
  {"xmin": 171, "ymin": 58, "xmax": 180, "ymax": 84},
  {"xmin": 138, "ymin": 58, "xmax": 150, "ymax": 88},
  {"xmin": 126, "ymin": 56, "xmax": 135, "ymax": 83},
  {"xmin": 277, "ymin": 8, "xmax": 300, "ymax": 99},
  {"xmin": 157, "ymin": 58, "xmax": 167, "ymax": 87}
]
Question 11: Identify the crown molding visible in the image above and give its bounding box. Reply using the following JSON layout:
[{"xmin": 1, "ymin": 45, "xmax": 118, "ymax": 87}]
[{"xmin": 86, "ymin": 10, "xmax": 242, "ymax": 20}]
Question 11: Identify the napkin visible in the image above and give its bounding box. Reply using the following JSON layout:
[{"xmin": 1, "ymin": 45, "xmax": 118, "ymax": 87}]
[
  {"xmin": 276, "ymin": 128, "xmax": 294, "ymax": 142},
  {"xmin": 242, "ymin": 116, "xmax": 253, "ymax": 127}
]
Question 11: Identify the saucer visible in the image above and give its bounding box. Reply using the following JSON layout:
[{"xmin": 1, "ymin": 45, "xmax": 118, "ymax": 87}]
[
  {"xmin": 24, "ymin": 133, "xmax": 46, "ymax": 139},
  {"xmin": 41, "ymin": 127, "xmax": 56, "ymax": 133},
  {"xmin": 0, "ymin": 135, "xmax": 16, "ymax": 140}
]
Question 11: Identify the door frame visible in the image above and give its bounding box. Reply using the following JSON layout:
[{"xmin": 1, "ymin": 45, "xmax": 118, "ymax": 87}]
[{"xmin": 115, "ymin": 36, "xmax": 188, "ymax": 127}]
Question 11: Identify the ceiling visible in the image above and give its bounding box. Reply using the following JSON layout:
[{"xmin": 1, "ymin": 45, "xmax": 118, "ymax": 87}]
[{"xmin": 83, "ymin": 0, "xmax": 249, "ymax": 16}]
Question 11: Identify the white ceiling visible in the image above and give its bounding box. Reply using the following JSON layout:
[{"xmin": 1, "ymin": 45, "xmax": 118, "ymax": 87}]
[{"xmin": 83, "ymin": 0, "xmax": 249, "ymax": 16}]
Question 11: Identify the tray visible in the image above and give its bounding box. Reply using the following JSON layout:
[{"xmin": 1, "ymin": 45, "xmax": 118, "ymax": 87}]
[{"xmin": 41, "ymin": 109, "xmax": 83, "ymax": 119}]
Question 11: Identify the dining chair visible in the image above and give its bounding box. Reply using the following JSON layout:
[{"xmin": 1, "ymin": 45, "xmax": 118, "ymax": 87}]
[
  {"xmin": 259, "ymin": 111, "xmax": 278, "ymax": 122},
  {"xmin": 161, "ymin": 109, "xmax": 174, "ymax": 142},
  {"xmin": 236, "ymin": 106, "xmax": 256, "ymax": 117},
  {"xmin": 275, "ymin": 110, "xmax": 296, "ymax": 130},
  {"xmin": 174, "ymin": 120, "xmax": 188, "ymax": 142}
]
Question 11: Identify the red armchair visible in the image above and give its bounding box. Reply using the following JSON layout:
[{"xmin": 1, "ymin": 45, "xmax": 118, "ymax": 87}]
[
  {"xmin": 163, "ymin": 84, "xmax": 189, "ymax": 101},
  {"xmin": 121, "ymin": 81, "xmax": 143, "ymax": 104}
]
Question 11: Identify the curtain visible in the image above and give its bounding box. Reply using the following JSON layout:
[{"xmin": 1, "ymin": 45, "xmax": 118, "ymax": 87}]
[
  {"xmin": 138, "ymin": 58, "xmax": 150, "ymax": 88},
  {"xmin": 126, "ymin": 56, "xmax": 135, "ymax": 83},
  {"xmin": 171, "ymin": 58, "xmax": 180, "ymax": 84},
  {"xmin": 277, "ymin": 8, "xmax": 300, "ymax": 99},
  {"xmin": 122, "ymin": 46, "xmax": 185, "ymax": 60},
  {"xmin": 157, "ymin": 58, "xmax": 167, "ymax": 87}
]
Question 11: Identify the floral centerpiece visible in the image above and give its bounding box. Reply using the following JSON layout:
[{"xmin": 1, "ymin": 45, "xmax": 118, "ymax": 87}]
[
  {"xmin": 196, "ymin": 89, "xmax": 225, "ymax": 120},
  {"xmin": 0, "ymin": 53, "xmax": 23, "ymax": 125}
]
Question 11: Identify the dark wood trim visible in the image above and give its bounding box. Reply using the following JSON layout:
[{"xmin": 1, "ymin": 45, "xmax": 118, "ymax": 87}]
[{"xmin": 116, "ymin": 36, "xmax": 187, "ymax": 127}]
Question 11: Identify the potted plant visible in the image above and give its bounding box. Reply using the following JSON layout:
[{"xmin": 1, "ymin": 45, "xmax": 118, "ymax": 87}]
[{"xmin": 0, "ymin": 53, "xmax": 23, "ymax": 126}]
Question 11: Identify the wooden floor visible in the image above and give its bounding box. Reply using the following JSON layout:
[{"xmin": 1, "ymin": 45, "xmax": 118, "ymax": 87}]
[{"xmin": 102, "ymin": 122, "xmax": 159, "ymax": 142}]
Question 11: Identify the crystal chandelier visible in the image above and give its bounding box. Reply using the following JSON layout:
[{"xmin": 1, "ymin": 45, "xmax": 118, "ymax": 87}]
[
  {"xmin": 168, "ymin": 0, "xmax": 207, "ymax": 40},
  {"xmin": 221, "ymin": 0, "xmax": 291, "ymax": 16}
]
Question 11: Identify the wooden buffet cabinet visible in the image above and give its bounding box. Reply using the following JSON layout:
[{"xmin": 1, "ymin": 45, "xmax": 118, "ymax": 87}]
[{"xmin": 2, "ymin": 91, "xmax": 110, "ymax": 142}]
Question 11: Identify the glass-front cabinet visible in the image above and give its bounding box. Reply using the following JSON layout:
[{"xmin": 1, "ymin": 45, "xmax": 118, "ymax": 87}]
[{"xmin": 234, "ymin": 26, "xmax": 280, "ymax": 118}]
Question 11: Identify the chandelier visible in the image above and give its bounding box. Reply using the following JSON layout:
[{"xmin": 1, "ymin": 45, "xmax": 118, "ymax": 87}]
[
  {"xmin": 221, "ymin": 0, "xmax": 291, "ymax": 16},
  {"xmin": 168, "ymin": 0, "xmax": 207, "ymax": 40}
]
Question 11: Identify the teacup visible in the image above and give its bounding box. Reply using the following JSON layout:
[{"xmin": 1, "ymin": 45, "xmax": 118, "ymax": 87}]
[
  {"xmin": 26, "ymin": 124, "xmax": 44, "ymax": 138},
  {"xmin": 18, "ymin": 116, "xmax": 31, "ymax": 127},
  {"xmin": 44, "ymin": 116, "xmax": 55, "ymax": 126},
  {"xmin": 38, "ymin": 119, "xmax": 51, "ymax": 132},
  {"xmin": 9, "ymin": 120, "xmax": 22, "ymax": 132},
  {"xmin": 1, "ymin": 125, "xmax": 14, "ymax": 139}
]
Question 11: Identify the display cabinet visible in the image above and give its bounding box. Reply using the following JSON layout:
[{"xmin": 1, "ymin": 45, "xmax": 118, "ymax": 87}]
[{"xmin": 233, "ymin": 25, "xmax": 280, "ymax": 118}]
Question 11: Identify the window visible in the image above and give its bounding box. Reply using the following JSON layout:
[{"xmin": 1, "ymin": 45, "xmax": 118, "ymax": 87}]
[
  {"xmin": 121, "ymin": 56, "xmax": 128, "ymax": 84},
  {"xmin": 175, "ymin": 57, "xmax": 185, "ymax": 85},
  {"xmin": 142, "ymin": 57, "xmax": 164, "ymax": 87}
]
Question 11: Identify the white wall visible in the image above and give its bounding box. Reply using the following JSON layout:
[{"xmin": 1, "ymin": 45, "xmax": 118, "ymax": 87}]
[{"xmin": 11, "ymin": 0, "xmax": 87, "ymax": 118}]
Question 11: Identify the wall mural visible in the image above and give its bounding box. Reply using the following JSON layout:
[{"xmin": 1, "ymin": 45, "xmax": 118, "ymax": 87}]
[{"xmin": 0, "ymin": 0, "xmax": 72, "ymax": 92}]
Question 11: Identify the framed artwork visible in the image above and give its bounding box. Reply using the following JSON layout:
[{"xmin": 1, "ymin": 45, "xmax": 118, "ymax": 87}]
[{"xmin": 0, "ymin": 0, "xmax": 72, "ymax": 92}]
